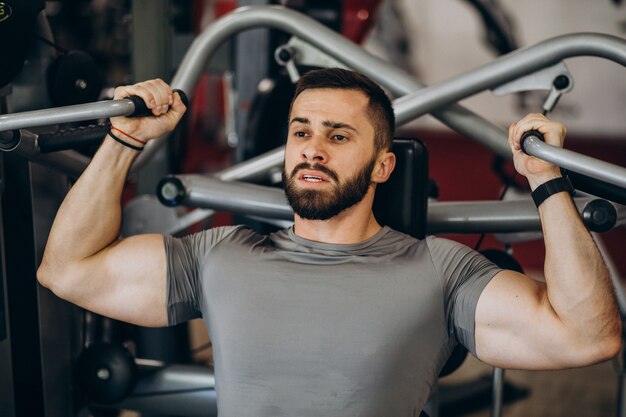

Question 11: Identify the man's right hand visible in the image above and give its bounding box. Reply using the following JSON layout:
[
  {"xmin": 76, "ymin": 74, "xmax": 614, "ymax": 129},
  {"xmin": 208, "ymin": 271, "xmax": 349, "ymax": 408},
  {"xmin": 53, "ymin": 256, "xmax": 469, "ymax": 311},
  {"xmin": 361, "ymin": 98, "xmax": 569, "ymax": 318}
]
[{"xmin": 110, "ymin": 78, "xmax": 187, "ymax": 143}]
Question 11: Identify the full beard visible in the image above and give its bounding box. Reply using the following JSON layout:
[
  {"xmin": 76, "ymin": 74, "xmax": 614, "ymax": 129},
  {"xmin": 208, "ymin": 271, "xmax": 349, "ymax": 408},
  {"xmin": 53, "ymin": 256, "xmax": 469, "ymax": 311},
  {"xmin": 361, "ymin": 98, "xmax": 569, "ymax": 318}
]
[{"xmin": 282, "ymin": 157, "xmax": 376, "ymax": 221}]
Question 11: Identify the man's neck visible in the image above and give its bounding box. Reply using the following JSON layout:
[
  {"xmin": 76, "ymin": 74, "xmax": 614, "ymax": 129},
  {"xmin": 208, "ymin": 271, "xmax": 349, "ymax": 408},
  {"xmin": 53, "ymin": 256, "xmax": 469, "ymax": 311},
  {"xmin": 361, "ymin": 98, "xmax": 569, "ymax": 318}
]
[{"xmin": 292, "ymin": 199, "xmax": 382, "ymax": 245}]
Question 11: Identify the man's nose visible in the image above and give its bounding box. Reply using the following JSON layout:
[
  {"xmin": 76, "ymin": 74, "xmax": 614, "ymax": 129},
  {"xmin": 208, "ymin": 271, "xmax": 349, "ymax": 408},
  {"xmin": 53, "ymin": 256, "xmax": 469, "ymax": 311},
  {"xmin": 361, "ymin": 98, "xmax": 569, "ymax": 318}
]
[{"xmin": 301, "ymin": 135, "xmax": 328, "ymax": 163}]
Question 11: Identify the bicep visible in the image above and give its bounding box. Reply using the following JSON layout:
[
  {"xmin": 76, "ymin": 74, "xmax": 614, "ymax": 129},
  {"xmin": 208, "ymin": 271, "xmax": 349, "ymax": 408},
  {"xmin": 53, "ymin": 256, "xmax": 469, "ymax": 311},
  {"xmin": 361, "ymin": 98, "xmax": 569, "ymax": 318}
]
[
  {"xmin": 63, "ymin": 234, "xmax": 168, "ymax": 327},
  {"xmin": 474, "ymin": 270, "xmax": 579, "ymax": 370}
]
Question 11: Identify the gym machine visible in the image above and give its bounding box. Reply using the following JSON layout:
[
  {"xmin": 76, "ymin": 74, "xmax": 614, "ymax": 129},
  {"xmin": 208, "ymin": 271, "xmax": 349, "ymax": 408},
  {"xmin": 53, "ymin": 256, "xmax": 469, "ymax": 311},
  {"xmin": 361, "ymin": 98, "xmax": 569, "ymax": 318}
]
[{"xmin": 1, "ymin": 5, "xmax": 626, "ymax": 417}]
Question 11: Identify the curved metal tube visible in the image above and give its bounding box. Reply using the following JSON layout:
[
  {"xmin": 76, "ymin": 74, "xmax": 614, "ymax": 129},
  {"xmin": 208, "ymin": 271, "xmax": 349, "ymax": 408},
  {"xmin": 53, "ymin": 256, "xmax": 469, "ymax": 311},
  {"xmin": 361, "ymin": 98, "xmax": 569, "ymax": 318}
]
[
  {"xmin": 522, "ymin": 136, "xmax": 626, "ymax": 189},
  {"xmin": 134, "ymin": 5, "xmax": 511, "ymax": 170},
  {"xmin": 394, "ymin": 32, "xmax": 626, "ymax": 124},
  {"xmin": 2, "ymin": 8, "xmax": 626, "ymax": 182},
  {"xmin": 215, "ymin": 146, "xmax": 284, "ymax": 182}
]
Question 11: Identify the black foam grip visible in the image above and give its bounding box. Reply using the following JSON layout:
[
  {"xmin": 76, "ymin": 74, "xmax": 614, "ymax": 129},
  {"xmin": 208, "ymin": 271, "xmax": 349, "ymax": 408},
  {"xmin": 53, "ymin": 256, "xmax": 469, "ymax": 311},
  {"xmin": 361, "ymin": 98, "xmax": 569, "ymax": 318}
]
[
  {"xmin": 520, "ymin": 130, "xmax": 544, "ymax": 155},
  {"xmin": 127, "ymin": 89, "xmax": 189, "ymax": 117},
  {"xmin": 126, "ymin": 95, "xmax": 151, "ymax": 117},
  {"xmin": 37, "ymin": 123, "xmax": 109, "ymax": 153},
  {"xmin": 175, "ymin": 89, "xmax": 189, "ymax": 108}
]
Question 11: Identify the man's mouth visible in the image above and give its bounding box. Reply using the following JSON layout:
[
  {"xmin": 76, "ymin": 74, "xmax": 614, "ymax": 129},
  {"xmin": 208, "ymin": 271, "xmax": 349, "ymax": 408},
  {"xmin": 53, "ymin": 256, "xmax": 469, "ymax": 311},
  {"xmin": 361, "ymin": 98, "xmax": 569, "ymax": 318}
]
[
  {"xmin": 289, "ymin": 163, "xmax": 339, "ymax": 184},
  {"xmin": 302, "ymin": 174, "xmax": 325, "ymax": 183}
]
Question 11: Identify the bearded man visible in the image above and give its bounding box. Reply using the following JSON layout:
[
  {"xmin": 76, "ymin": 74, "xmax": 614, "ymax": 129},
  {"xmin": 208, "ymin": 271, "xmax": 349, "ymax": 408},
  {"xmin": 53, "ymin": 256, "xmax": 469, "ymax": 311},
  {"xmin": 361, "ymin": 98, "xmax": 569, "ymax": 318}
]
[{"xmin": 38, "ymin": 68, "xmax": 621, "ymax": 417}]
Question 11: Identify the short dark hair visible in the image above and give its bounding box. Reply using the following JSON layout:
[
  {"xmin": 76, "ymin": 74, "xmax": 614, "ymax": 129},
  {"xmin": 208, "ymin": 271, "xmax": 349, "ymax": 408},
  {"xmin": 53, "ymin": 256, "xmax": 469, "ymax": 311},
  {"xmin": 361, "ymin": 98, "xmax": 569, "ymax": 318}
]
[{"xmin": 289, "ymin": 68, "xmax": 395, "ymax": 152}]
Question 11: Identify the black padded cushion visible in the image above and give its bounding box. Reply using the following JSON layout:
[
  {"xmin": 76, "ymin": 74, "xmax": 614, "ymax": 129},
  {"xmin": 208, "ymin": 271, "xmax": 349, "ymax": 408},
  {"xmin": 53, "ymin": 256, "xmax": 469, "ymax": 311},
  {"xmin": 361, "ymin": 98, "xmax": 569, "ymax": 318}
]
[
  {"xmin": 372, "ymin": 138, "xmax": 429, "ymax": 240},
  {"xmin": 372, "ymin": 139, "xmax": 467, "ymax": 379}
]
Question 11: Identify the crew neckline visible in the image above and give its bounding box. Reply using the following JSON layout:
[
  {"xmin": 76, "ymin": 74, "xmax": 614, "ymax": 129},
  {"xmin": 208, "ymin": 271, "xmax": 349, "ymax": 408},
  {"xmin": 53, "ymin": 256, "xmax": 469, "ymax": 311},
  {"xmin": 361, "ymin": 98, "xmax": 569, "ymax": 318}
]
[{"xmin": 286, "ymin": 225, "xmax": 392, "ymax": 252}]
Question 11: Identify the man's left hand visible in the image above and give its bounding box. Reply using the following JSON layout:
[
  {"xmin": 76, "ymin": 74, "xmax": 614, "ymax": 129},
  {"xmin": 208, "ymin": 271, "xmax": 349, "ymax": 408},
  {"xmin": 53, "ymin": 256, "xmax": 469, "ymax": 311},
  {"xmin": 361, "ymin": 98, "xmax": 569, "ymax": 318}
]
[{"xmin": 508, "ymin": 113, "xmax": 565, "ymax": 189}]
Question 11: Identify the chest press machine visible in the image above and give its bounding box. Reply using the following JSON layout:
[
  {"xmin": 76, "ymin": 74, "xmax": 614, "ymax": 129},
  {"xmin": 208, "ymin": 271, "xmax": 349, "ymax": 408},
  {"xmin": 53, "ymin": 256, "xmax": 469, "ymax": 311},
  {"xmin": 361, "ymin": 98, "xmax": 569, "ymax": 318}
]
[{"xmin": 1, "ymin": 5, "xmax": 626, "ymax": 417}]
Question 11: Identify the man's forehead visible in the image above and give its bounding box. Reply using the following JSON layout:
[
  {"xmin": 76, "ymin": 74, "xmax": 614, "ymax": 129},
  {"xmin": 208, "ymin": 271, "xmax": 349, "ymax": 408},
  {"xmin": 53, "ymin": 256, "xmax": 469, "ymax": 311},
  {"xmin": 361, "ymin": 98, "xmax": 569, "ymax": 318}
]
[
  {"xmin": 294, "ymin": 87, "xmax": 369, "ymax": 104},
  {"xmin": 290, "ymin": 88, "xmax": 371, "ymax": 124}
]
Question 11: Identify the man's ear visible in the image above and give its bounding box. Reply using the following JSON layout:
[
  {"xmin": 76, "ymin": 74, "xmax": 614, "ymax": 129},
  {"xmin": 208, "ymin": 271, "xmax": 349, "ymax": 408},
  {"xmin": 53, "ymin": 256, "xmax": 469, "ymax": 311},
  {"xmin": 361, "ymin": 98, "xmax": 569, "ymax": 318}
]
[{"xmin": 371, "ymin": 151, "xmax": 396, "ymax": 184}]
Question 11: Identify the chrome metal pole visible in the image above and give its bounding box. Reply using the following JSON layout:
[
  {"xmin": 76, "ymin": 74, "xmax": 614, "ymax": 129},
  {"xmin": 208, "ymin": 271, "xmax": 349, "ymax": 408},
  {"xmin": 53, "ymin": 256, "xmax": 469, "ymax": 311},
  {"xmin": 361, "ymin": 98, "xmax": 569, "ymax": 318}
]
[
  {"xmin": 134, "ymin": 5, "xmax": 511, "ymax": 170},
  {"xmin": 490, "ymin": 367, "xmax": 505, "ymax": 417},
  {"xmin": 158, "ymin": 175, "xmax": 620, "ymax": 234},
  {"xmin": 394, "ymin": 33, "xmax": 626, "ymax": 124},
  {"xmin": 0, "ymin": 100, "xmax": 135, "ymax": 133},
  {"xmin": 522, "ymin": 136, "xmax": 626, "ymax": 189}
]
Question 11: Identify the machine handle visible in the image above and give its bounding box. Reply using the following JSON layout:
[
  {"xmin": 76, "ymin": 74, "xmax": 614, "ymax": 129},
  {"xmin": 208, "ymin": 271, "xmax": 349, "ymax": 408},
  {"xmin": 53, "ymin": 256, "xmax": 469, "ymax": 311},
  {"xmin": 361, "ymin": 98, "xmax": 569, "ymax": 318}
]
[
  {"xmin": 519, "ymin": 129, "xmax": 626, "ymax": 198},
  {"xmin": 37, "ymin": 123, "xmax": 110, "ymax": 153},
  {"xmin": 520, "ymin": 130, "xmax": 544, "ymax": 154},
  {"xmin": 126, "ymin": 89, "xmax": 189, "ymax": 118},
  {"xmin": 0, "ymin": 89, "xmax": 189, "ymax": 135}
]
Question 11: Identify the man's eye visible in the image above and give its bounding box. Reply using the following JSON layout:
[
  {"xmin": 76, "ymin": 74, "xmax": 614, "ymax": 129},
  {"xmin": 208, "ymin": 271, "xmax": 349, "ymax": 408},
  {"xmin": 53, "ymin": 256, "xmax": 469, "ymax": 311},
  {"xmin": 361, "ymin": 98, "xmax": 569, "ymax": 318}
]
[
  {"xmin": 332, "ymin": 135, "xmax": 348, "ymax": 142},
  {"xmin": 294, "ymin": 131, "xmax": 308, "ymax": 138}
]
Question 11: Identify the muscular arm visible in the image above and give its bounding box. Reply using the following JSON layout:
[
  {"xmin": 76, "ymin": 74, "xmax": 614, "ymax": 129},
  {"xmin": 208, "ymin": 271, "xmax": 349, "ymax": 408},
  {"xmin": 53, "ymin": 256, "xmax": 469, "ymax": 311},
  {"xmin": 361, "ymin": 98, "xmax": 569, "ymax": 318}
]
[
  {"xmin": 37, "ymin": 79, "xmax": 186, "ymax": 327},
  {"xmin": 474, "ymin": 114, "xmax": 621, "ymax": 369}
]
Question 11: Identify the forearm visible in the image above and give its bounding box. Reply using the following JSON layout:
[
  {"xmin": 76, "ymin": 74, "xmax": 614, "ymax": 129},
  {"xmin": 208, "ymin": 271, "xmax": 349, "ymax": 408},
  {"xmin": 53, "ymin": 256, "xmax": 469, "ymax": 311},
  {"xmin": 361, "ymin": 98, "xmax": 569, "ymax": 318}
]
[
  {"xmin": 535, "ymin": 175, "xmax": 621, "ymax": 353},
  {"xmin": 476, "ymin": 115, "xmax": 622, "ymax": 368},
  {"xmin": 39, "ymin": 136, "xmax": 138, "ymax": 281},
  {"xmin": 45, "ymin": 79, "xmax": 183, "ymax": 268}
]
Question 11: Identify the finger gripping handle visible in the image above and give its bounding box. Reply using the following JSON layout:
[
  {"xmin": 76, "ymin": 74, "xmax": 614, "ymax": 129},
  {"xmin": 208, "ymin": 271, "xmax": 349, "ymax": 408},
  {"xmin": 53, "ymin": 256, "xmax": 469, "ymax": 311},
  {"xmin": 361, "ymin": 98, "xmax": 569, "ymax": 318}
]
[
  {"xmin": 175, "ymin": 89, "xmax": 189, "ymax": 108},
  {"xmin": 127, "ymin": 89, "xmax": 189, "ymax": 117},
  {"xmin": 520, "ymin": 129, "xmax": 544, "ymax": 155},
  {"xmin": 126, "ymin": 95, "xmax": 151, "ymax": 117}
]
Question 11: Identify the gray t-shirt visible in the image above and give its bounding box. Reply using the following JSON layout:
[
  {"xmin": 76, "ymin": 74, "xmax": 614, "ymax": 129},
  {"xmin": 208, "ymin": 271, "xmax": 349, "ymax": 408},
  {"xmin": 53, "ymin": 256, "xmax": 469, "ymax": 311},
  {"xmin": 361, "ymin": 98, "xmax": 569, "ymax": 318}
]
[{"xmin": 164, "ymin": 225, "xmax": 500, "ymax": 417}]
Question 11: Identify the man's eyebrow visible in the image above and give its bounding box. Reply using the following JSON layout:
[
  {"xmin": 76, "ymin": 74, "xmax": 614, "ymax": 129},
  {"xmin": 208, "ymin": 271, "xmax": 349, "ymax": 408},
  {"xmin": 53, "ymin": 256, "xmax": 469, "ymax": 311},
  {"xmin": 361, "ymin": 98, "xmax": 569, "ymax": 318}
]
[
  {"xmin": 289, "ymin": 117, "xmax": 310, "ymax": 126},
  {"xmin": 288, "ymin": 117, "xmax": 359, "ymax": 133},
  {"xmin": 322, "ymin": 120, "xmax": 358, "ymax": 133}
]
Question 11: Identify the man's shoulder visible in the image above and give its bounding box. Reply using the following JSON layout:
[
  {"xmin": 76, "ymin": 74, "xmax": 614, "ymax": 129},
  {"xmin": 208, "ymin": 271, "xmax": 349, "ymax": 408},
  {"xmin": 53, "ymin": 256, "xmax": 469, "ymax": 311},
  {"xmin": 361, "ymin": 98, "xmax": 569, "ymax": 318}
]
[
  {"xmin": 424, "ymin": 234, "xmax": 470, "ymax": 252},
  {"xmin": 170, "ymin": 224, "xmax": 268, "ymax": 254},
  {"xmin": 202, "ymin": 224, "xmax": 267, "ymax": 246}
]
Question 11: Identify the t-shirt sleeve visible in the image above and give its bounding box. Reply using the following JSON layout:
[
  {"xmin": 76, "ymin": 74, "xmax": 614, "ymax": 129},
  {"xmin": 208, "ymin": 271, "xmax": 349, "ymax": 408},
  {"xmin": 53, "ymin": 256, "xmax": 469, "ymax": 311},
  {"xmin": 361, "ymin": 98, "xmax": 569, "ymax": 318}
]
[
  {"xmin": 163, "ymin": 226, "xmax": 241, "ymax": 326},
  {"xmin": 426, "ymin": 236, "xmax": 501, "ymax": 356}
]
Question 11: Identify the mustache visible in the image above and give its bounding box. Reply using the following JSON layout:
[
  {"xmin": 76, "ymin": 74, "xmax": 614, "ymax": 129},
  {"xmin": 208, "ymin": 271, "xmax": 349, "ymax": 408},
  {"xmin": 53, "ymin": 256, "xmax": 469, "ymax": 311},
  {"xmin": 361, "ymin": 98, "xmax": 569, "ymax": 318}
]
[{"xmin": 290, "ymin": 163, "xmax": 339, "ymax": 183}]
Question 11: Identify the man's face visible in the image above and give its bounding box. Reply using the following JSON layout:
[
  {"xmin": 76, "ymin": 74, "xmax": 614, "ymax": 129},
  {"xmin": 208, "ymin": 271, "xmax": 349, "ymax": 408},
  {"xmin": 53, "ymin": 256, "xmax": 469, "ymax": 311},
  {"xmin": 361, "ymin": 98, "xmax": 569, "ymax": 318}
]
[{"xmin": 282, "ymin": 88, "xmax": 378, "ymax": 220}]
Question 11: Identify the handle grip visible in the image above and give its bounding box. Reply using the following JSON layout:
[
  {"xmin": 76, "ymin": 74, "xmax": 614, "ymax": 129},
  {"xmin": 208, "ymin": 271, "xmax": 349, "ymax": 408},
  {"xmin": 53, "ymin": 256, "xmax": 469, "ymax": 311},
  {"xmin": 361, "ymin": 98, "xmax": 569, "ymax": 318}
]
[
  {"xmin": 127, "ymin": 89, "xmax": 189, "ymax": 117},
  {"xmin": 520, "ymin": 130, "xmax": 544, "ymax": 155},
  {"xmin": 520, "ymin": 130, "xmax": 626, "ymax": 204},
  {"xmin": 37, "ymin": 123, "xmax": 110, "ymax": 153}
]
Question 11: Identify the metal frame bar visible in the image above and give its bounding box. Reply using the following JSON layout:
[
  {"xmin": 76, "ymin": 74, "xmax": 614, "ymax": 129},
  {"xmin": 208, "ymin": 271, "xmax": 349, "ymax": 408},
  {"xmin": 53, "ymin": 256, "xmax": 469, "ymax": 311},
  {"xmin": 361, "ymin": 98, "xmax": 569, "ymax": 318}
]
[
  {"xmin": 0, "ymin": 8, "xmax": 625, "ymax": 186},
  {"xmin": 522, "ymin": 135, "xmax": 626, "ymax": 189},
  {"xmin": 1, "ymin": 5, "xmax": 506, "ymax": 168},
  {"xmin": 161, "ymin": 5, "xmax": 509, "ymax": 162},
  {"xmin": 393, "ymin": 32, "xmax": 626, "ymax": 124},
  {"xmin": 0, "ymin": 101, "xmax": 136, "ymax": 133},
  {"xmin": 157, "ymin": 175, "xmax": 625, "ymax": 234}
]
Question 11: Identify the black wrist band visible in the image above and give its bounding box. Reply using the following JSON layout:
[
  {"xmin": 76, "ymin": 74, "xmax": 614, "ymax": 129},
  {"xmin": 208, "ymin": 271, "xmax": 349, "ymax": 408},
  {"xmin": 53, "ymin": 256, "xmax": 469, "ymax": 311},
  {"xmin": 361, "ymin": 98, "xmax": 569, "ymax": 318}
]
[
  {"xmin": 107, "ymin": 130, "xmax": 144, "ymax": 152},
  {"xmin": 531, "ymin": 176, "xmax": 574, "ymax": 208}
]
